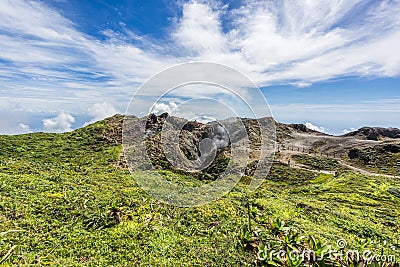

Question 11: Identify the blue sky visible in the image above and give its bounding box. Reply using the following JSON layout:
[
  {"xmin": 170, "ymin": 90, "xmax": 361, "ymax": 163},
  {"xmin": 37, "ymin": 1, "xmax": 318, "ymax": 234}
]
[{"xmin": 0, "ymin": 0, "xmax": 399, "ymax": 135}]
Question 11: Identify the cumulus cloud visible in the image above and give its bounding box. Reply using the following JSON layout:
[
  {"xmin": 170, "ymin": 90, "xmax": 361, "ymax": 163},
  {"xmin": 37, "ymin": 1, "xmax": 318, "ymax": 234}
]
[
  {"xmin": 173, "ymin": 1, "xmax": 226, "ymax": 54},
  {"xmin": 305, "ymin": 122, "xmax": 325, "ymax": 133},
  {"xmin": 150, "ymin": 101, "xmax": 178, "ymax": 115},
  {"xmin": 342, "ymin": 127, "xmax": 357, "ymax": 135},
  {"xmin": 84, "ymin": 102, "xmax": 118, "ymax": 125},
  {"xmin": 1, "ymin": 0, "xmax": 400, "ymax": 133},
  {"xmin": 17, "ymin": 123, "xmax": 32, "ymax": 134},
  {"xmin": 42, "ymin": 112, "xmax": 75, "ymax": 133}
]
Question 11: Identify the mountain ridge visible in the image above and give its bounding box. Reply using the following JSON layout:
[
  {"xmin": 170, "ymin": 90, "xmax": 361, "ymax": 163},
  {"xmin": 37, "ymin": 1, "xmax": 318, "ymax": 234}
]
[{"xmin": 75, "ymin": 113, "xmax": 400, "ymax": 140}]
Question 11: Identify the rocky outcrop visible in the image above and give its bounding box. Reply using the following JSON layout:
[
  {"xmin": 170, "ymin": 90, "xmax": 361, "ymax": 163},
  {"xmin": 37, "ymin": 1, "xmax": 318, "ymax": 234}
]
[
  {"xmin": 289, "ymin": 124, "xmax": 309, "ymax": 133},
  {"xmin": 343, "ymin": 127, "xmax": 400, "ymax": 141},
  {"xmin": 120, "ymin": 113, "xmax": 277, "ymax": 179}
]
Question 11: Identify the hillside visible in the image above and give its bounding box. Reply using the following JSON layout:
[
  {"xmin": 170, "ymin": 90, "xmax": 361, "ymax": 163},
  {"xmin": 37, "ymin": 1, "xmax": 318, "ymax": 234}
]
[
  {"xmin": 343, "ymin": 127, "xmax": 400, "ymax": 141},
  {"xmin": 0, "ymin": 114, "xmax": 399, "ymax": 266}
]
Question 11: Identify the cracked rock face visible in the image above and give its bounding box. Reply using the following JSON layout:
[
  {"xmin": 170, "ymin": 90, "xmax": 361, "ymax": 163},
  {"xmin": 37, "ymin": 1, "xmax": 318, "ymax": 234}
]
[
  {"xmin": 120, "ymin": 113, "xmax": 276, "ymax": 179},
  {"xmin": 142, "ymin": 114, "xmax": 248, "ymax": 178}
]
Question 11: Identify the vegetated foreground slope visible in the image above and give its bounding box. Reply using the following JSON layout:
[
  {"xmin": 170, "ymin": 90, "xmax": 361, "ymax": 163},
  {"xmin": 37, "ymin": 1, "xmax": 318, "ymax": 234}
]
[{"xmin": 0, "ymin": 114, "xmax": 399, "ymax": 266}]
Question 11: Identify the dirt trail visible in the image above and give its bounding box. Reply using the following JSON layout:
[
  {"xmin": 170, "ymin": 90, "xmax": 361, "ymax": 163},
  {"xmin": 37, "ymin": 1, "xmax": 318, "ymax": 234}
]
[
  {"xmin": 336, "ymin": 160, "xmax": 399, "ymax": 178},
  {"xmin": 277, "ymin": 159, "xmax": 336, "ymax": 175},
  {"xmin": 276, "ymin": 149, "xmax": 399, "ymax": 179}
]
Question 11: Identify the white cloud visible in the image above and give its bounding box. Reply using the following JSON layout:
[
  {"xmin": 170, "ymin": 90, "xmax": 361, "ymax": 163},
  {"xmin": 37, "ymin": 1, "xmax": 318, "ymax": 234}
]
[
  {"xmin": 292, "ymin": 81, "xmax": 312, "ymax": 88},
  {"xmin": 17, "ymin": 123, "xmax": 32, "ymax": 134},
  {"xmin": 42, "ymin": 112, "xmax": 75, "ymax": 133},
  {"xmin": 192, "ymin": 115, "xmax": 216, "ymax": 123},
  {"xmin": 1, "ymin": 0, "xmax": 399, "ymax": 92},
  {"xmin": 84, "ymin": 102, "xmax": 118, "ymax": 125},
  {"xmin": 150, "ymin": 101, "xmax": 178, "ymax": 115},
  {"xmin": 342, "ymin": 128, "xmax": 357, "ymax": 135},
  {"xmin": 1, "ymin": 0, "xmax": 400, "ymax": 134},
  {"xmin": 173, "ymin": 1, "xmax": 226, "ymax": 55},
  {"xmin": 305, "ymin": 122, "xmax": 325, "ymax": 133}
]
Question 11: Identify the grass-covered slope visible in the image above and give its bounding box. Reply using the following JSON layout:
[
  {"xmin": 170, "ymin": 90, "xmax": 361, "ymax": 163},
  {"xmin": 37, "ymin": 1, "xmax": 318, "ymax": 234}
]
[
  {"xmin": 0, "ymin": 116, "xmax": 399, "ymax": 266},
  {"xmin": 347, "ymin": 144, "xmax": 400, "ymax": 176}
]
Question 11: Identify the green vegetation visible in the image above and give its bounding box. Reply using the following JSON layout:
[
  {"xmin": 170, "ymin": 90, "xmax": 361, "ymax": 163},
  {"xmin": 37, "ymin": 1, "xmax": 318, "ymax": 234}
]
[
  {"xmin": 292, "ymin": 154, "xmax": 340, "ymax": 171},
  {"xmin": 347, "ymin": 145, "xmax": 400, "ymax": 176},
  {"xmin": 256, "ymin": 218, "xmax": 396, "ymax": 266},
  {"xmin": 0, "ymin": 117, "xmax": 399, "ymax": 266},
  {"xmin": 266, "ymin": 162, "xmax": 317, "ymax": 185}
]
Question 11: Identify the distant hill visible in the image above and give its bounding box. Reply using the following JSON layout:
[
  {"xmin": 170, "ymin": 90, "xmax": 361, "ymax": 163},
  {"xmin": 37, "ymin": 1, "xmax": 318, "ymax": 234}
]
[{"xmin": 342, "ymin": 126, "xmax": 400, "ymax": 140}]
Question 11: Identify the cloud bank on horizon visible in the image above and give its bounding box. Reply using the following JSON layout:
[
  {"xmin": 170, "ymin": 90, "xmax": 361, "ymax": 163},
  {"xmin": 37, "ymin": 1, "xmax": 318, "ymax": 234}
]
[{"xmin": 0, "ymin": 0, "xmax": 399, "ymax": 134}]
